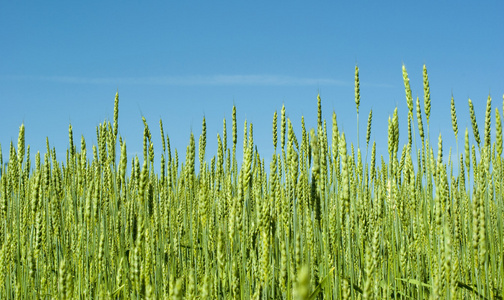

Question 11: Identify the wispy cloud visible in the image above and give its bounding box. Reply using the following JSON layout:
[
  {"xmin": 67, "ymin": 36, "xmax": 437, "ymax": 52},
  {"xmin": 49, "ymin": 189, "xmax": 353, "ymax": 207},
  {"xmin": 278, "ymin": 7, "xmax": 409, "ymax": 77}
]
[
  {"xmin": 1, "ymin": 74, "xmax": 396, "ymax": 88},
  {"xmin": 1, "ymin": 74, "xmax": 355, "ymax": 86},
  {"xmin": 361, "ymin": 82, "xmax": 396, "ymax": 88}
]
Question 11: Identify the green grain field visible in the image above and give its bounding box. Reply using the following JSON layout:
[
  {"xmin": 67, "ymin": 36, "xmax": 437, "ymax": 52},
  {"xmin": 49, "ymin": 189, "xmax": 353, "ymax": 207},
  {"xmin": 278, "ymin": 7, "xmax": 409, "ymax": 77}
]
[{"xmin": 0, "ymin": 65, "xmax": 502, "ymax": 299}]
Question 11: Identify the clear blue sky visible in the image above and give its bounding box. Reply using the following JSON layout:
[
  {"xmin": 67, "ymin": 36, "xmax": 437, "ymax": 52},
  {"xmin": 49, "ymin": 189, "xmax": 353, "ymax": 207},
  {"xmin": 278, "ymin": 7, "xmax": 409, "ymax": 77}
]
[{"xmin": 1, "ymin": 1, "xmax": 503, "ymax": 170}]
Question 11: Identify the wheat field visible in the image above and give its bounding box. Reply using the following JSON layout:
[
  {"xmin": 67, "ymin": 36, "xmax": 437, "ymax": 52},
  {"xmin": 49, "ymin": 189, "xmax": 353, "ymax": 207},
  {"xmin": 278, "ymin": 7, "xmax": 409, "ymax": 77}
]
[{"xmin": 0, "ymin": 65, "xmax": 502, "ymax": 299}]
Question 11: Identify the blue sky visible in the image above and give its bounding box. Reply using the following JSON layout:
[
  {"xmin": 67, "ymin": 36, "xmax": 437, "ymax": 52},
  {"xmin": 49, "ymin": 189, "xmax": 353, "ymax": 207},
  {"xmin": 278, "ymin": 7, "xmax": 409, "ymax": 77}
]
[{"xmin": 1, "ymin": 1, "xmax": 503, "ymax": 170}]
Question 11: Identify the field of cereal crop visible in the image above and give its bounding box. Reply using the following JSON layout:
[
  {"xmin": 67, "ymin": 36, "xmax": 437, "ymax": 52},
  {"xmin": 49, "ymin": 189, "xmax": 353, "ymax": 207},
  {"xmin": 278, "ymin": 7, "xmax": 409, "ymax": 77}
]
[{"xmin": 0, "ymin": 65, "xmax": 503, "ymax": 299}]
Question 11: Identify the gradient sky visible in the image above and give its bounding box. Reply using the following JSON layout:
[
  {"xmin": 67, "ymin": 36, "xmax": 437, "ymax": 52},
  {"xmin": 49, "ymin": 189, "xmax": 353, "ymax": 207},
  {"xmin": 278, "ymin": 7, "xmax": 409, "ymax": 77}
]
[{"xmin": 1, "ymin": 1, "xmax": 503, "ymax": 170}]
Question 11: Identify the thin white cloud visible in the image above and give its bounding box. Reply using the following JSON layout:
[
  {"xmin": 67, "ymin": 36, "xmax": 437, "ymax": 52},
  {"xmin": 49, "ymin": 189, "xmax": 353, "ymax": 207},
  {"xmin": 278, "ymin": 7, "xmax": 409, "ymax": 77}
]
[
  {"xmin": 361, "ymin": 82, "xmax": 396, "ymax": 88},
  {"xmin": 1, "ymin": 74, "xmax": 356, "ymax": 86}
]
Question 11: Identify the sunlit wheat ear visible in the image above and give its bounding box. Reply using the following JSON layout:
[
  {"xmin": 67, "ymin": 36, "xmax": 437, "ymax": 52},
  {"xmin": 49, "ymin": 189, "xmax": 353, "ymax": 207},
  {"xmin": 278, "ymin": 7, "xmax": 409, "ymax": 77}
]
[
  {"xmin": 355, "ymin": 65, "xmax": 360, "ymax": 115},
  {"xmin": 189, "ymin": 132, "xmax": 196, "ymax": 176},
  {"xmin": 332, "ymin": 111, "xmax": 339, "ymax": 162},
  {"xmin": 273, "ymin": 110, "xmax": 278, "ymax": 151},
  {"xmin": 219, "ymin": 119, "xmax": 225, "ymax": 157},
  {"xmin": 242, "ymin": 119, "xmax": 248, "ymax": 155},
  {"xmin": 314, "ymin": 93, "xmax": 322, "ymax": 131},
  {"xmin": 449, "ymin": 222, "xmax": 460, "ymax": 299},
  {"xmin": 472, "ymin": 182, "xmax": 482, "ymax": 269},
  {"xmin": 159, "ymin": 119, "xmax": 166, "ymax": 153},
  {"xmin": 468, "ymin": 98, "xmax": 481, "ymax": 147},
  {"xmin": 436, "ymin": 133, "xmax": 444, "ymax": 183},
  {"xmin": 450, "ymin": 94, "xmax": 459, "ymax": 140},
  {"xmin": 113, "ymin": 91, "xmax": 119, "ymax": 138},
  {"xmin": 232, "ymin": 105, "xmax": 237, "ymax": 149},
  {"xmin": 68, "ymin": 123, "xmax": 74, "ymax": 158},
  {"xmin": 496, "ymin": 108, "xmax": 502, "ymax": 157},
  {"xmin": 416, "ymin": 96, "xmax": 425, "ymax": 143},
  {"xmin": 199, "ymin": 116, "xmax": 207, "ymax": 171},
  {"xmin": 371, "ymin": 228, "xmax": 380, "ymax": 297},
  {"xmin": 366, "ymin": 109, "xmax": 372, "ymax": 148},
  {"xmin": 281, "ymin": 104, "xmax": 286, "ymax": 151},
  {"xmin": 423, "ymin": 64, "xmax": 431, "ymax": 124},
  {"xmin": 388, "ymin": 116, "xmax": 394, "ymax": 159},
  {"xmin": 464, "ymin": 127, "xmax": 471, "ymax": 171},
  {"xmin": 17, "ymin": 123, "xmax": 25, "ymax": 165},
  {"xmin": 370, "ymin": 141, "xmax": 376, "ymax": 181},
  {"xmin": 484, "ymin": 94, "xmax": 492, "ymax": 148},
  {"xmin": 339, "ymin": 133, "xmax": 350, "ymax": 215},
  {"xmin": 393, "ymin": 107, "xmax": 399, "ymax": 150},
  {"xmin": 471, "ymin": 143, "xmax": 477, "ymax": 178},
  {"xmin": 477, "ymin": 181, "xmax": 486, "ymax": 273},
  {"xmin": 279, "ymin": 237, "xmax": 287, "ymax": 295},
  {"xmin": 362, "ymin": 245, "xmax": 373, "ymax": 300},
  {"xmin": 407, "ymin": 115, "xmax": 412, "ymax": 150},
  {"xmin": 80, "ymin": 134, "xmax": 86, "ymax": 170},
  {"xmin": 402, "ymin": 64, "xmax": 413, "ymax": 117},
  {"xmin": 58, "ymin": 259, "xmax": 67, "ymax": 298},
  {"xmin": 310, "ymin": 128, "xmax": 320, "ymax": 180}
]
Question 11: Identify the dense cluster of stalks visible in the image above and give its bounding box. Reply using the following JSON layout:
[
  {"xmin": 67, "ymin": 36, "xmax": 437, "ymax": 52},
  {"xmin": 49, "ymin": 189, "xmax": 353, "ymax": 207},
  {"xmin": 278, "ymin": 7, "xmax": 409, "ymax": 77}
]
[{"xmin": 0, "ymin": 65, "xmax": 503, "ymax": 299}]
